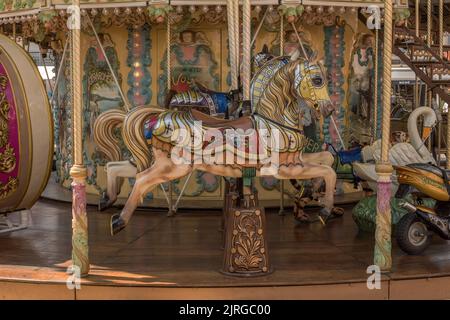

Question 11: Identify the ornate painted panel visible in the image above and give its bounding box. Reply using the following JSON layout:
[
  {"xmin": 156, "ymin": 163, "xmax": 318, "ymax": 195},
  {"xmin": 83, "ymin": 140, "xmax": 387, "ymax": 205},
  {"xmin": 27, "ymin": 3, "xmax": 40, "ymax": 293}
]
[
  {"xmin": 0, "ymin": 33, "xmax": 52, "ymax": 213},
  {"xmin": 0, "ymin": 63, "xmax": 20, "ymax": 204},
  {"xmin": 157, "ymin": 27, "xmax": 221, "ymax": 106}
]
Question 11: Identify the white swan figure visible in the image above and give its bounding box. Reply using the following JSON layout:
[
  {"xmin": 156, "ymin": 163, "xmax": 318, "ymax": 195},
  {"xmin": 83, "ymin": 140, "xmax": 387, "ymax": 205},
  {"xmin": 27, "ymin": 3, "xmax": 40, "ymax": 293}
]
[{"xmin": 353, "ymin": 106, "xmax": 437, "ymax": 193}]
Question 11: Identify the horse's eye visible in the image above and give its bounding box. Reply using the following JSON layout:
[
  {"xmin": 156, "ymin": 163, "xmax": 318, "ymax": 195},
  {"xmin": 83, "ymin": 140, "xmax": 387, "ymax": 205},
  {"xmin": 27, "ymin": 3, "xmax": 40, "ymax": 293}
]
[{"xmin": 312, "ymin": 77, "xmax": 323, "ymax": 86}]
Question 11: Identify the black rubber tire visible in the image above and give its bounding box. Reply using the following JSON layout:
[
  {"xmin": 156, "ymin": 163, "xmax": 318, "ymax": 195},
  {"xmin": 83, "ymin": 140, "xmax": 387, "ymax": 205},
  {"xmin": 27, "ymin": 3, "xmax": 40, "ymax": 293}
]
[{"xmin": 396, "ymin": 213, "xmax": 431, "ymax": 255}]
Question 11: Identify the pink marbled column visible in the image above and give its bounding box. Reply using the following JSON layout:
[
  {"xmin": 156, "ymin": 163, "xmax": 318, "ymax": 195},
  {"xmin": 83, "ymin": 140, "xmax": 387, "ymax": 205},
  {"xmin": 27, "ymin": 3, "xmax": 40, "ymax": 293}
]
[
  {"xmin": 374, "ymin": 168, "xmax": 393, "ymax": 272},
  {"xmin": 71, "ymin": 176, "xmax": 89, "ymax": 276}
]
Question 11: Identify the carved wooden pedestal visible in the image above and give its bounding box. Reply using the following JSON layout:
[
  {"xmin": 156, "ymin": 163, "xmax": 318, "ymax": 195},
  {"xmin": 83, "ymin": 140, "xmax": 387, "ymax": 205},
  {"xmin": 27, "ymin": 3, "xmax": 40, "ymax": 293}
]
[
  {"xmin": 221, "ymin": 193, "xmax": 272, "ymax": 277},
  {"xmin": 221, "ymin": 191, "xmax": 239, "ymax": 248}
]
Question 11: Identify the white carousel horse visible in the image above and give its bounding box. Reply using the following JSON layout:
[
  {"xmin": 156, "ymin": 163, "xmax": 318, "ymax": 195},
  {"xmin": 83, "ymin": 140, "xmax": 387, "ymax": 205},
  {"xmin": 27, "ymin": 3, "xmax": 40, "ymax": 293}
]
[
  {"xmin": 93, "ymin": 49, "xmax": 286, "ymax": 211},
  {"xmin": 93, "ymin": 88, "xmax": 241, "ymax": 211},
  {"xmin": 353, "ymin": 106, "xmax": 437, "ymax": 193},
  {"xmin": 98, "ymin": 55, "xmax": 342, "ymax": 235}
]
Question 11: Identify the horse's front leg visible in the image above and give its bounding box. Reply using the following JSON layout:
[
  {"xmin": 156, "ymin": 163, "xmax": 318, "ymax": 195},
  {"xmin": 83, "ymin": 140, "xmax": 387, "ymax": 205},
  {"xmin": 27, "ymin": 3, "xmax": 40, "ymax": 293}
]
[
  {"xmin": 277, "ymin": 163, "xmax": 341, "ymax": 224},
  {"xmin": 100, "ymin": 161, "xmax": 137, "ymax": 211}
]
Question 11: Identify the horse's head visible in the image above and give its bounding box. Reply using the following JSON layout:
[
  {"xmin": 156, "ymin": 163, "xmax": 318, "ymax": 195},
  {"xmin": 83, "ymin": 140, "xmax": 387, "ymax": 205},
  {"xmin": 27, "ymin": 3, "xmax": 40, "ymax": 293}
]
[{"xmin": 292, "ymin": 54, "xmax": 335, "ymax": 118}]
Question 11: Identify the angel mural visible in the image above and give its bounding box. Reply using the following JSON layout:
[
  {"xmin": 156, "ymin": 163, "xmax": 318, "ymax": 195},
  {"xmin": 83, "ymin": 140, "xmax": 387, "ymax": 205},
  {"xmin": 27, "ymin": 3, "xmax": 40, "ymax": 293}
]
[
  {"xmin": 158, "ymin": 29, "xmax": 220, "ymax": 106},
  {"xmin": 270, "ymin": 29, "xmax": 315, "ymax": 60},
  {"xmin": 82, "ymin": 33, "xmax": 124, "ymax": 193},
  {"xmin": 347, "ymin": 33, "xmax": 375, "ymax": 144},
  {"xmin": 83, "ymin": 33, "xmax": 123, "ymax": 140}
]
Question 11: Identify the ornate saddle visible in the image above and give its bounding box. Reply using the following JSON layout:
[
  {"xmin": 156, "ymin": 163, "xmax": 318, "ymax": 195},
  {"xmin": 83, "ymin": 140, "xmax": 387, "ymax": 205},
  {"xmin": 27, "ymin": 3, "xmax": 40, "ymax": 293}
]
[{"xmin": 190, "ymin": 109, "xmax": 254, "ymax": 131}]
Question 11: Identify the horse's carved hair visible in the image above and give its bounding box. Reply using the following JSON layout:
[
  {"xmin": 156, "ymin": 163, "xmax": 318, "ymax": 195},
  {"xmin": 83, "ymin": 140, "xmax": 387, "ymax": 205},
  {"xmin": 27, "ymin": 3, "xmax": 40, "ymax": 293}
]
[{"xmin": 254, "ymin": 59, "xmax": 304, "ymax": 124}]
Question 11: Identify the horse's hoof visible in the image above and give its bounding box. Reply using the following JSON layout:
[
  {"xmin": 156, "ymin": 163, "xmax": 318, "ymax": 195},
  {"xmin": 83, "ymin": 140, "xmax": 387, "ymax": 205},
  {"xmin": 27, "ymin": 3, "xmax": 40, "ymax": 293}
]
[
  {"xmin": 110, "ymin": 214, "xmax": 126, "ymax": 236},
  {"xmin": 331, "ymin": 207, "xmax": 345, "ymax": 217},
  {"xmin": 98, "ymin": 193, "xmax": 111, "ymax": 211},
  {"xmin": 318, "ymin": 208, "xmax": 331, "ymax": 226}
]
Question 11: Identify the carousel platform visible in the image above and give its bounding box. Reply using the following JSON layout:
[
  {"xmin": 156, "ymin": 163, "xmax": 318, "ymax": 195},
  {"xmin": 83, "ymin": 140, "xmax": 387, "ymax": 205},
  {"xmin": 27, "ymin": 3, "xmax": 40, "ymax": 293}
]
[
  {"xmin": 41, "ymin": 172, "xmax": 365, "ymax": 209},
  {"xmin": 0, "ymin": 199, "xmax": 450, "ymax": 300}
]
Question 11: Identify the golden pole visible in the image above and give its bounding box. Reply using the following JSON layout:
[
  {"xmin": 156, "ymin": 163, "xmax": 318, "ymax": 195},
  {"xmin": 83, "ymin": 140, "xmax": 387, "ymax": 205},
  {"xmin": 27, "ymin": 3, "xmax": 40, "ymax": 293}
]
[
  {"xmin": 447, "ymin": 102, "xmax": 450, "ymax": 169},
  {"xmin": 427, "ymin": 0, "xmax": 432, "ymax": 47},
  {"xmin": 373, "ymin": 28, "xmax": 379, "ymax": 139},
  {"xmin": 234, "ymin": 0, "xmax": 240, "ymax": 85},
  {"xmin": 280, "ymin": 12, "xmax": 284, "ymax": 56},
  {"xmin": 167, "ymin": 17, "xmax": 171, "ymax": 92},
  {"xmin": 227, "ymin": 0, "xmax": 238, "ymax": 89},
  {"xmin": 440, "ymin": 0, "xmax": 444, "ymax": 58},
  {"xmin": 279, "ymin": 10, "xmax": 285, "ymax": 215},
  {"xmin": 374, "ymin": 0, "xmax": 394, "ymax": 272},
  {"xmin": 415, "ymin": 0, "xmax": 420, "ymax": 38},
  {"xmin": 242, "ymin": 0, "xmax": 251, "ymax": 100},
  {"xmin": 70, "ymin": 0, "xmax": 89, "ymax": 276},
  {"xmin": 167, "ymin": 14, "xmax": 174, "ymax": 216}
]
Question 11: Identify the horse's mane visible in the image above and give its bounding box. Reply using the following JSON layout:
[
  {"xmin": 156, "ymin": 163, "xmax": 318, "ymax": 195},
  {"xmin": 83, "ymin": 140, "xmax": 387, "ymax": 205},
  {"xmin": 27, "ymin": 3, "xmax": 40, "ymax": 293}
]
[{"xmin": 254, "ymin": 59, "xmax": 303, "ymax": 125}]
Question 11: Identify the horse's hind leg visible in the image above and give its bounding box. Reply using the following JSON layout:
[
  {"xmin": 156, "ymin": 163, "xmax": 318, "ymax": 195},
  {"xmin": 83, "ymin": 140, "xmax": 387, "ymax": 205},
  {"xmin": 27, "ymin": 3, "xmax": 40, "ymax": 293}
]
[
  {"xmin": 111, "ymin": 155, "xmax": 192, "ymax": 235},
  {"xmin": 278, "ymin": 163, "xmax": 339, "ymax": 225}
]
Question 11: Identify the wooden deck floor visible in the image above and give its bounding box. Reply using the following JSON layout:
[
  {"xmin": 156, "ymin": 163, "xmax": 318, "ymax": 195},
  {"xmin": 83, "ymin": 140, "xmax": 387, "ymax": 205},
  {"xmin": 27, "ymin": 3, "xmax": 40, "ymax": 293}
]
[{"xmin": 1, "ymin": 199, "xmax": 450, "ymax": 299}]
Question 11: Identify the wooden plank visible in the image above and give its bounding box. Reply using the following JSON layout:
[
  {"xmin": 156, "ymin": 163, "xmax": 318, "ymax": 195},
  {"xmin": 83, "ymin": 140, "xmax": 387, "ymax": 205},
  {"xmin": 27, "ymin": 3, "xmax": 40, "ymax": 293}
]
[
  {"xmin": 75, "ymin": 281, "xmax": 389, "ymax": 300},
  {"xmin": 0, "ymin": 281, "xmax": 74, "ymax": 300},
  {"xmin": 390, "ymin": 276, "xmax": 450, "ymax": 299}
]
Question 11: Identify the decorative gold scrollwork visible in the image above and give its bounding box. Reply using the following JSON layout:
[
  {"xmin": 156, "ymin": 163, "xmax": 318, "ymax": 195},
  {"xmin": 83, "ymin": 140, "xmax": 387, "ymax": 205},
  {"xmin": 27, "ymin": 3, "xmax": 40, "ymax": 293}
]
[
  {"xmin": 0, "ymin": 73, "xmax": 18, "ymax": 198},
  {"xmin": 0, "ymin": 88, "xmax": 10, "ymax": 149},
  {"xmin": 0, "ymin": 143, "xmax": 16, "ymax": 173},
  {"xmin": 0, "ymin": 176, "xmax": 18, "ymax": 200}
]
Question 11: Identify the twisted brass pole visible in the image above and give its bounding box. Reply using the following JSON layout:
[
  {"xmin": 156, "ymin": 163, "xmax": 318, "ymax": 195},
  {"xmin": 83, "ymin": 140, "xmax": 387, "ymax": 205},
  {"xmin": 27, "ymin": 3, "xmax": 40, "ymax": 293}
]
[
  {"xmin": 233, "ymin": 0, "xmax": 240, "ymax": 81},
  {"xmin": 427, "ymin": 0, "xmax": 432, "ymax": 47},
  {"xmin": 167, "ymin": 16, "xmax": 171, "ymax": 91},
  {"xmin": 447, "ymin": 103, "xmax": 450, "ymax": 169},
  {"xmin": 374, "ymin": 0, "xmax": 394, "ymax": 272},
  {"xmin": 70, "ymin": 0, "xmax": 89, "ymax": 276},
  {"xmin": 415, "ymin": 0, "xmax": 420, "ymax": 38},
  {"xmin": 167, "ymin": 14, "xmax": 174, "ymax": 216},
  {"xmin": 279, "ymin": 11, "xmax": 285, "ymax": 216},
  {"xmin": 242, "ymin": 0, "xmax": 251, "ymax": 100},
  {"xmin": 428, "ymin": 0, "xmax": 434, "ymax": 123},
  {"xmin": 427, "ymin": 0, "xmax": 433, "ymax": 114},
  {"xmin": 440, "ymin": 0, "xmax": 444, "ymax": 58},
  {"xmin": 373, "ymin": 29, "xmax": 379, "ymax": 140},
  {"xmin": 280, "ymin": 13, "xmax": 284, "ymax": 56},
  {"xmin": 227, "ymin": 0, "xmax": 238, "ymax": 89}
]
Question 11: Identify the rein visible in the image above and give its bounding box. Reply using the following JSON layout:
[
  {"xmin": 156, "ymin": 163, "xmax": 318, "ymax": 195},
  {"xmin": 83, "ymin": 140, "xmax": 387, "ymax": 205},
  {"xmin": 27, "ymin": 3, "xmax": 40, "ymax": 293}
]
[{"xmin": 252, "ymin": 112, "xmax": 304, "ymax": 135}]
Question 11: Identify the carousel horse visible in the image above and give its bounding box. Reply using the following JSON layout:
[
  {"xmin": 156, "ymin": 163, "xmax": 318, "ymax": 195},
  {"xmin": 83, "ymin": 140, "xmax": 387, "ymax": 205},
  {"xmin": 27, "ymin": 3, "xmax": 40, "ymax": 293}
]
[
  {"xmin": 102, "ymin": 55, "xmax": 342, "ymax": 235},
  {"xmin": 250, "ymin": 50, "xmax": 338, "ymax": 223},
  {"xmin": 94, "ymin": 49, "xmax": 273, "ymax": 211},
  {"xmin": 94, "ymin": 87, "xmax": 240, "ymax": 211}
]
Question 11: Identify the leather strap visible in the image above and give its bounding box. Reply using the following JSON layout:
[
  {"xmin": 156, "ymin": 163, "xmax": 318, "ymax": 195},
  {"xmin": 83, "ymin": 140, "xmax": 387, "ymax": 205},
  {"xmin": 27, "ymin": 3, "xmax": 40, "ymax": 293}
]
[{"xmin": 252, "ymin": 112, "xmax": 304, "ymax": 134}]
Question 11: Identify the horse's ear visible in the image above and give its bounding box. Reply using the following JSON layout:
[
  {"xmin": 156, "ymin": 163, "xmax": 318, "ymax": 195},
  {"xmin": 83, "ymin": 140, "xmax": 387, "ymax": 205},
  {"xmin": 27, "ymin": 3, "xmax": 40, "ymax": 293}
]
[{"xmin": 290, "ymin": 49, "xmax": 301, "ymax": 61}]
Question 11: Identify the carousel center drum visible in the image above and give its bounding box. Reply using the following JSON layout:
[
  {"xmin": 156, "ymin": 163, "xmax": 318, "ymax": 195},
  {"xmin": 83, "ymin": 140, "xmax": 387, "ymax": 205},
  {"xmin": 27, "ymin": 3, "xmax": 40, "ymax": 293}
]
[{"xmin": 0, "ymin": 33, "xmax": 53, "ymax": 213}]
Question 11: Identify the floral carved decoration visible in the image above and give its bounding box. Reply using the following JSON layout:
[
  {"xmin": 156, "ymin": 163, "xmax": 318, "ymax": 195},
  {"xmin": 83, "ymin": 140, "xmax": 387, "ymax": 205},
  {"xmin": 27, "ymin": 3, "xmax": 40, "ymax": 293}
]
[{"xmin": 228, "ymin": 209, "xmax": 269, "ymax": 273}]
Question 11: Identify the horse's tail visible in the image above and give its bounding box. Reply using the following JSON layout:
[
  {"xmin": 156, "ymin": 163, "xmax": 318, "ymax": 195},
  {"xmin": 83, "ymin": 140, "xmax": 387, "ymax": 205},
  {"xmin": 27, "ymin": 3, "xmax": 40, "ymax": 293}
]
[
  {"xmin": 93, "ymin": 109, "xmax": 126, "ymax": 162},
  {"xmin": 123, "ymin": 105, "xmax": 165, "ymax": 172}
]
